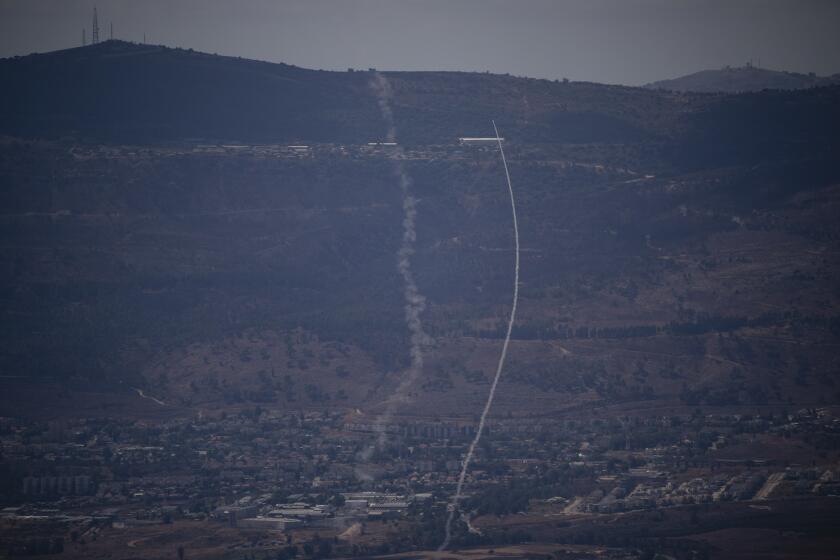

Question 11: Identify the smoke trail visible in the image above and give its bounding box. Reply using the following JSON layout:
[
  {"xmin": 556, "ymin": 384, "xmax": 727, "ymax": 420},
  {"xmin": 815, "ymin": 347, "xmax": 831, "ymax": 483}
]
[
  {"xmin": 358, "ymin": 73, "xmax": 431, "ymax": 462},
  {"xmin": 439, "ymin": 121, "xmax": 520, "ymax": 551}
]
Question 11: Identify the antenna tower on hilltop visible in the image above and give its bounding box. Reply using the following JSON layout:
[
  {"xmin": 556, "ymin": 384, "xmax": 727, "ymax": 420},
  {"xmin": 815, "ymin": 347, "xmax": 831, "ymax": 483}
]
[{"xmin": 92, "ymin": 7, "xmax": 100, "ymax": 44}]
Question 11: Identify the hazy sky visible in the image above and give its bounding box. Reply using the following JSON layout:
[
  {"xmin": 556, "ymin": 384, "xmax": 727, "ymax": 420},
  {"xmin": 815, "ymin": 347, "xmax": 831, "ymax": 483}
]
[{"xmin": 1, "ymin": 0, "xmax": 839, "ymax": 85}]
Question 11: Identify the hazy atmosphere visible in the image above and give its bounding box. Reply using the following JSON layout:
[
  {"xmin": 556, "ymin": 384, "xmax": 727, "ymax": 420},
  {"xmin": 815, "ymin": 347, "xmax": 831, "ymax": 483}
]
[
  {"xmin": 2, "ymin": 1, "xmax": 840, "ymax": 559},
  {"xmin": 2, "ymin": 0, "xmax": 840, "ymax": 84}
]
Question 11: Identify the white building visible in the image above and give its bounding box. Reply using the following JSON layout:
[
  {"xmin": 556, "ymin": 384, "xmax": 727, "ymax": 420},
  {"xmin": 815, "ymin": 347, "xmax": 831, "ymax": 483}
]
[
  {"xmin": 238, "ymin": 517, "xmax": 300, "ymax": 531},
  {"xmin": 458, "ymin": 137, "xmax": 503, "ymax": 146}
]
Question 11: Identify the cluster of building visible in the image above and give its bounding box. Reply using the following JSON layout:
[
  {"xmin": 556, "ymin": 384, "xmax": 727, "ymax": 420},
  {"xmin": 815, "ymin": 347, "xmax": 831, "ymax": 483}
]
[
  {"xmin": 576, "ymin": 472, "xmax": 768, "ymax": 514},
  {"xmin": 211, "ymin": 491, "xmax": 432, "ymax": 532},
  {"xmin": 0, "ymin": 405, "xmax": 838, "ymax": 554},
  {"xmin": 21, "ymin": 476, "xmax": 92, "ymax": 498},
  {"xmin": 62, "ymin": 137, "xmax": 514, "ymax": 165}
]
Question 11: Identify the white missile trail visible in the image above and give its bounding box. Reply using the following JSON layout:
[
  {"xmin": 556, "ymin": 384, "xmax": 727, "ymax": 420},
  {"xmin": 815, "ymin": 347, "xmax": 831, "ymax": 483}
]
[
  {"xmin": 358, "ymin": 73, "xmax": 432, "ymax": 464},
  {"xmin": 439, "ymin": 121, "xmax": 520, "ymax": 551}
]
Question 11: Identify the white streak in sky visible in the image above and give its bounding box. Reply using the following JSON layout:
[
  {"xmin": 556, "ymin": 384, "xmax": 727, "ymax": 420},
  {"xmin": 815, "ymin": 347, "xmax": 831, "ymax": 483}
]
[
  {"xmin": 359, "ymin": 73, "xmax": 431, "ymax": 464},
  {"xmin": 439, "ymin": 121, "xmax": 520, "ymax": 551}
]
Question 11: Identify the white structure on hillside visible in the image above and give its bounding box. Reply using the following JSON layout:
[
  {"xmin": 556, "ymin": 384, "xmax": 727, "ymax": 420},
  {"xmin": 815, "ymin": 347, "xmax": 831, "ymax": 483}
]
[{"xmin": 458, "ymin": 137, "xmax": 504, "ymax": 146}]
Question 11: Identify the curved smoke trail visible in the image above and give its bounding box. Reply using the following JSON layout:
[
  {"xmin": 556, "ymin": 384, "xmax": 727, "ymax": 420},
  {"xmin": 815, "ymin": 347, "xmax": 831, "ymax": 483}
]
[
  {"xmin": 439, "ymin": 121, "xmax": 519, "ymax": 551},
  {"xmin": 358, "ymin": 73, "xmax": 431, "ymax": 464}
]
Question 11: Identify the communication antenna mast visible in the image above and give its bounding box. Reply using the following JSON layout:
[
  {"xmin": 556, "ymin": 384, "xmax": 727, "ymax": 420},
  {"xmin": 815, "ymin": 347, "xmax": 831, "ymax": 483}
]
[
  {"xmin": 82, "ymin": 28, "xmax": 86, "ymax": 46},
  {"xmin": 92, "ymin": 7, "xmax": 100, "ymax": 44},
  {"xmin": 110, "ymin": 22, "xmax": 113, "ymax": 40}
]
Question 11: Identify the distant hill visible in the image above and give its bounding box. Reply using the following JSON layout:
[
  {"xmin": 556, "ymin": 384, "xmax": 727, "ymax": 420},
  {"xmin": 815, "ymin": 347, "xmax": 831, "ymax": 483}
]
[
  {"xmin": 0, "ymin": 39, "xmax": 695, "ymax": 145},
  {"xmin": 0, "ymin": 40, "xmax": 384, "ymax": 144},
  {"xmin": 645, "ymin": 64, "xmax": 840, "ymax": 93},
  {"xmin": 2, "ymin": 42, "xmax": 839, "ymax": 148}
]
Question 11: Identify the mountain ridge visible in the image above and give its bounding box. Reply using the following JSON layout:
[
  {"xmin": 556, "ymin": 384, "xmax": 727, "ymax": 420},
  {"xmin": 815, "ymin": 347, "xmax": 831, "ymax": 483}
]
[
  {"xmin": 0, "ymin": 40, "xmax": 697, "ymax": 145},
  {"xmin": 645, "ymin": 64, "xmax": 840, "ymax": 93}
]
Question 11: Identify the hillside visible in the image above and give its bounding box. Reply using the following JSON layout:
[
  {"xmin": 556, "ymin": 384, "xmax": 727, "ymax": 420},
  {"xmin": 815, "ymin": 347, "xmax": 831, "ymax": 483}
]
[
  {"xmin": 1, "ymin": 42, "xmax": 840, "ymax": 420},
  {"xmin": 0, "ymin": 40, "xmax": 698, "ymax": 146},
  {"xmin": 645, "ymin": 64, "xmax": 840, "ymax": 93},
  {"xmin": 0, "ymin": 40, "xmax": 381, "ymax": 144}
]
